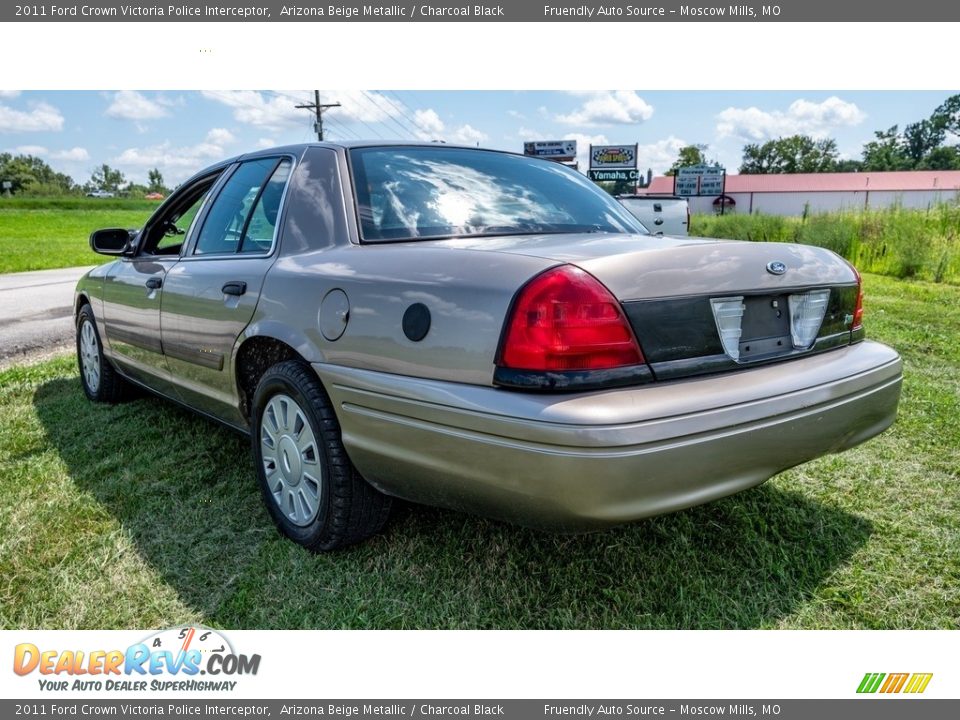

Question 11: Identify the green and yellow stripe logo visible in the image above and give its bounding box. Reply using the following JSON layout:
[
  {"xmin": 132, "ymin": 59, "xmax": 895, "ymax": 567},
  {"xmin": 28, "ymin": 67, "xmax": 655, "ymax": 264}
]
[{"xmin": 857, "ymin": 672, "xmax": 933, "ymax": 694}]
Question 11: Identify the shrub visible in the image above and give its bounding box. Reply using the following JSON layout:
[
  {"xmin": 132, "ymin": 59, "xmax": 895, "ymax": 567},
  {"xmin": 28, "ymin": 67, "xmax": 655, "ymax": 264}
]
[{"xmin": 692, "ymin": 202, "xmax": 960, "ymax": 285}]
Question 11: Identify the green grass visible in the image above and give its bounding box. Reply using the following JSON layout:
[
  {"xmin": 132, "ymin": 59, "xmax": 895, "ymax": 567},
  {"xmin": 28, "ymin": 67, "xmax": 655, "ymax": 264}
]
[
  {"xmin": 0, "ymin": 197, "xmax": 156, "ymax": 273},
  {"xmin": 0, "ymin": 273, "xmax": 958, "ymax": 629},
  {"xmin": 693, "ymin": 204, "xmax": 960, "ymax": 285}
]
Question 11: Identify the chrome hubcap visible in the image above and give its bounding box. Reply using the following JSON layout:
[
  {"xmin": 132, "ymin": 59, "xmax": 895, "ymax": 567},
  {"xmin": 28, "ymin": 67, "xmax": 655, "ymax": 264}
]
[
  {"xmin": 260, "ymin": 393, "xmax": 322, "ymax": 526},
  {"xmin": 79, "ymin": 320, "xmax": 101, "ymax": 393}
]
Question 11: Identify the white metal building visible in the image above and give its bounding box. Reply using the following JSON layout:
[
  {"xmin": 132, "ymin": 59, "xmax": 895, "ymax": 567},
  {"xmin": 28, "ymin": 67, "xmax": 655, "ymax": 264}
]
[{"xmin": 639, "ymin": 171, "xmax": 960, "ymax": 215}]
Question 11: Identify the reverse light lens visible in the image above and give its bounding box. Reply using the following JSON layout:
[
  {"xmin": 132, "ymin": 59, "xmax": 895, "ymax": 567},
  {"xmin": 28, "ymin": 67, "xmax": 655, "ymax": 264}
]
[
  {"xmin": 788, "ymin": 289, "xmax": 831, "ymax": 349},
  {"xmin": 499, "ymin": 266, "xmax": 643, "ymax": 371},
  {"xmin": 709, "ymin": 296, "xmax": 746, "ymax": 361}
]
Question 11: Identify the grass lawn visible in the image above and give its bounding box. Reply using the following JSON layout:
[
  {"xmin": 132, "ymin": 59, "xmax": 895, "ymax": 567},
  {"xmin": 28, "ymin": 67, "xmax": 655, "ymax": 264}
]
[
  {"xmin": 0, "ymin": 198, "xmax": 156, "ymax": 273},
  {"xmin": 0, "ymin": 273, "xmax": 957, "ymax": 629}
]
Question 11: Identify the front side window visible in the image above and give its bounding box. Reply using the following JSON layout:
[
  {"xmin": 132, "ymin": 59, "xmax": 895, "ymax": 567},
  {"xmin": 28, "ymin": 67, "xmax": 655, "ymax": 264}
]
[
  {"xmin": 350, "ymin": 146, "xmax": 646, "ymax": 242},
  {"xmin": 194, "ymin": 157, "xmax": 291, "ymax": 255}
]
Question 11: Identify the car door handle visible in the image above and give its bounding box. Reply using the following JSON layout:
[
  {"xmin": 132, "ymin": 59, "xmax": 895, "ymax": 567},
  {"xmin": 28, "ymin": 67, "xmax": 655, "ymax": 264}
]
[
  {"xmin": 145, "ymin": 277, "xmax": 162, "ymax": 289},
  {"xmin": 222, "ymin": 281, "xmax": 247, "ymax": 296}
]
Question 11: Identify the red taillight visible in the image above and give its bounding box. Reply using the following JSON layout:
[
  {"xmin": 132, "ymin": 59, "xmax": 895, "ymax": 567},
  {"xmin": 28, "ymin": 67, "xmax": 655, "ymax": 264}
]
[
  {"xmin": 851, "ymin": 265, "xmax": 864, "ymax": 329},
  {"xmin": 499, "ymin": 266, "xmax": 644, "ymax": 371}
]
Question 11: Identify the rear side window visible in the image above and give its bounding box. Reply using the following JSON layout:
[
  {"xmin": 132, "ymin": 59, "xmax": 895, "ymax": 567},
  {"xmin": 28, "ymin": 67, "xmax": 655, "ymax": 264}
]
[
  {"xmin": 194, "ymin": 157, "xmax": 291, "ymax": 255},
  {"xmin": 240, "ymin": 160, "xmax": 292, "ymax": 253},
  {"xmin": 350, "ymin": 146, "xmax": 645, "ymax": 242}
]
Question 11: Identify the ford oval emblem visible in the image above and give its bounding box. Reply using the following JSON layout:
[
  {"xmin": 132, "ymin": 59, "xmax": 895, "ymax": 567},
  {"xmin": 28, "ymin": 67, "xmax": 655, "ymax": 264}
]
[{"xmin": 766, "ymin": 261, "xmax": 787, "ymax": 275}]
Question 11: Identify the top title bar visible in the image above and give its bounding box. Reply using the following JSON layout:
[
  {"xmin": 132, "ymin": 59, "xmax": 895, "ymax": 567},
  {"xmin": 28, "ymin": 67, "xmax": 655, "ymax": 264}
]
[{"xmin": 3, "ymin": 0, "xmax": 958, "ymax": 22}]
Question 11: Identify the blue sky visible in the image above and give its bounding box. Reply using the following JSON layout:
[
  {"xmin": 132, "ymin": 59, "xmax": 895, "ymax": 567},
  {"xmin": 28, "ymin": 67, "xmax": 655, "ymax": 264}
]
[{"xmin": 0, "ymin": 90, "xmax": 954, "ymax": 186}]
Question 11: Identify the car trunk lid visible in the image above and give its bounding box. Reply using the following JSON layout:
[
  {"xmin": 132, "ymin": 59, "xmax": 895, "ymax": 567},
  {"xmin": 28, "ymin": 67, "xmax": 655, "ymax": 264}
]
[{"xmin": 436, "ymin": 232, "xmax": 861, "ymax": 384}]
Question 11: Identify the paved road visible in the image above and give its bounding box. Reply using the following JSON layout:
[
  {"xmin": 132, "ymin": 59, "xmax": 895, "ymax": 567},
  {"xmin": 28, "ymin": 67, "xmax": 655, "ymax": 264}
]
[{"xmin": 0, "ymin": 266, "xmax": 95, "ymax": 367}]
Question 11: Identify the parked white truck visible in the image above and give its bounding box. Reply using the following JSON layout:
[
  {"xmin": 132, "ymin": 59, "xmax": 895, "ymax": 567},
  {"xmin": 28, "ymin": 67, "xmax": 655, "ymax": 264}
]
[{"xmin": 617, "ymin": 194, "xmax": 690, "ymax": 236}]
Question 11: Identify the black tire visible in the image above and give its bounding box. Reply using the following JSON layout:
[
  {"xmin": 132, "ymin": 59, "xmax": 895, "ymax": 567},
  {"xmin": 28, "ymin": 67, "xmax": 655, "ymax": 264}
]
[
  {"xmin": 251, "ymin": 360, "xmax": 392, "ymax": 551},
  {"xmin": 76, "ymin": 303, "xmax": 129, "ymax": 403}
]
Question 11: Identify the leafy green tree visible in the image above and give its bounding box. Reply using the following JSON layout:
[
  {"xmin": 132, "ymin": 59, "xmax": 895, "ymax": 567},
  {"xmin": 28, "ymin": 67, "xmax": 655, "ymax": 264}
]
[
  {"xmin": 0, "ymin": 152, "xmax": 76, "ymax": 195},
  {"xmin": 90, "ymin": 164, "xmax": 125, "ymax": 192},
  {"xmin": 666, "ymin": 144, "xmax": 709, "ymax": 176},
  {"xmin": 931, "ymin": 94, "xmax": 960, "ymax": 135},
  {"xmin": 903, "ymin": 120, "xmax": 946, "ymax": 164},
  {"xmin": 835, "ymin": 158, "xmax": 865, "ymax": 173},
  {"xmin": 860, "ymin": 126, "xmax": 913, "ymax": 171},
  {"xmin": 916, "ymin": 145, "xmax": 960, "ymax": 170},
  {"xmin": 739, "ymin": 135, "xmax": 839, "ymax": 174},
  {"xmin": 147, "ymin": 168, "xmax": 166, "ymax": 194}
]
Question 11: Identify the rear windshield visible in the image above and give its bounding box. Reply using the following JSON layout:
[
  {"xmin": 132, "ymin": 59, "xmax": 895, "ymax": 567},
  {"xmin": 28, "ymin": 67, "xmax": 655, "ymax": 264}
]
[{"xmin": 350, "ymin": 146, "xmax": 647, "ymax": 242}]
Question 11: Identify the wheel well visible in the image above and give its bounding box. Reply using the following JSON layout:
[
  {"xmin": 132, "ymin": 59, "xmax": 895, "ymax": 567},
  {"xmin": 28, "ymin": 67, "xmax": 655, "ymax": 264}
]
[
  {"xmin": 75, "ymin": 294, "xmax": 90, "ymax": 318},
  {"xmin": 235, "ymin": 336, "xmax": 304, "ymax": 419}
]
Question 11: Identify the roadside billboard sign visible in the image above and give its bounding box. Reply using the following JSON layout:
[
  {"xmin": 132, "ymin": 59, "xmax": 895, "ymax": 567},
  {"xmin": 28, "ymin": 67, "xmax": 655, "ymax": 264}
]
[
  {"xmin": 523, "ymin": 140, "xmax": 577, "ymax": 161},
  {"xmin": 588, "ymin": 169, "xmax": 642, "ymax": 182},
  {"xmin": 589, "ymin": 144, "xmax": 638, "ymax": 170},
  {"xmin": 674, "ymin": 164, "xmax": 726, "ymax": 196}
]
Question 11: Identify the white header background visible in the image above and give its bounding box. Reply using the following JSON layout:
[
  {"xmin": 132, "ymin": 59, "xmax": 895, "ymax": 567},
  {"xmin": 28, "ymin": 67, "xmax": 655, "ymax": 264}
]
[
  {"xmin": 1, "ymin": 22, "xmax": 958, "ymax": 91},
  {"xmin": 2, "ymin": 18, "xmax": 956, "ymax": 701}
]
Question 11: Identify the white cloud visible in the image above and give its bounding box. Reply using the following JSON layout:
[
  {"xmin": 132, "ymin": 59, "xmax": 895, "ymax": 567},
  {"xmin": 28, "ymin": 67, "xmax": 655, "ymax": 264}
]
[
  {"xmin": 449, "ymin": 124, "xmax": 487, "ymax": 146},
  {"xmin": 51, "ymin": 147, "xmax": 90, "ymax": 162},
  {"xmin": 507, "ymin": 109, "xmax": 526, "ymax": 120},
  {"xmin": 413, "ymin": 108, "xmax": 444, "ymax": 137},
  {"xmin": 635, "ymin": 136, "xmax": 690, "ymax": 176},
  {"xmin": 0, "ymin": 102, "xmax": 64, "ymax": 133},
  {"xmin": 562, "ymin": 132, "xmax": 609, "ymax": 172},
  {"xmin": 716, "ymin": 96, "xmax": 866, "ymax": 142},
  {"xmin": 556, "ymin": 91, "xmax": 654, "ymax": 127},
  {"xmin": 257, "ymin": 137, "xmax": 276, "ymax": 149},
  {"xmin": 517, "ymin": 127, "xmax": 542, "ymax": 140},
  {"xmin": 0, "ymin": 91, "xmax": 21, "ymax": 99},
  {"xmin": 113, "ymin": 132, "xmax": 234, "ymax": 184},
  {"xmin": 105, "ymin": 91, "xmax": 170, "ymax": 121},
  {"xmin": 203, "ymin": 90, "xmax": 421, "ymax": 135},
  {"xmin": 205, "ymin": 127, "xmax": 235, "ymax": 145},
  {"xmin": 202, "ymin": 90, "xmax": 301, "ymax": 130},
  {"xmin": 14, "ymin": 145, "xmax": 48, "ymax": 155}
]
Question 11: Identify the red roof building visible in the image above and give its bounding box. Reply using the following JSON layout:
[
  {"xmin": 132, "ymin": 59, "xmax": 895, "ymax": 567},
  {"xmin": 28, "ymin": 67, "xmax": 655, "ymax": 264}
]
[{"xmin": 639, "ymin": 171, "xmax": 960, "ymax": 215}]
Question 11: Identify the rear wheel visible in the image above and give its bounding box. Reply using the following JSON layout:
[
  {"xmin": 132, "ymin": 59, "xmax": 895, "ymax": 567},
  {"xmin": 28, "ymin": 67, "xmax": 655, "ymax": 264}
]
[
  {"xmin": 76, "ymin": 304, "xmax": 129, "ymax": 403},
  {"xmin": 251, "ymin": 360, "xmax": 392, "ymax": 551}
]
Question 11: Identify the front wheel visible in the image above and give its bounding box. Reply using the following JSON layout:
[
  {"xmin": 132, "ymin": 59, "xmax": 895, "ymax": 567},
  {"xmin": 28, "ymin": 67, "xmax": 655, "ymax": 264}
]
[
  {"xmin": 251, "ymin": 360, "xmax": 392, "ymax": 551},
  {"xmin": 76, "ymin": 304, "xmax": 129, "ymax": 403}
]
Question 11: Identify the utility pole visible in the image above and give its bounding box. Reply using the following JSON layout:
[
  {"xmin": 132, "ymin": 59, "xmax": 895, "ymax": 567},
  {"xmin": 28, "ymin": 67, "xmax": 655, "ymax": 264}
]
[{"xmin": 295, "ymin": 91, "xmax": 341, "ymax": 141}]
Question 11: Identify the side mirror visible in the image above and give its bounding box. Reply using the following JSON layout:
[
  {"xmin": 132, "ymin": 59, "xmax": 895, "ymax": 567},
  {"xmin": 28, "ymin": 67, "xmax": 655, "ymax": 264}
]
[{"xmin": 89, "ymin": 228, "xmax": 135, "ymax": 256}]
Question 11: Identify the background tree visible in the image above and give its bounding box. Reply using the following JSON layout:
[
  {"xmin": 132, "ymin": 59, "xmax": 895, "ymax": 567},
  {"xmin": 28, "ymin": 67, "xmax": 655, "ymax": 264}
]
[
  {"xmin": 90, "ymin": 164, "xmax": 125, "ymax": 193},
  {"xmin": 916, "ymin": 145, "xmax": 960, "ymax": 170},
  {"xmin": 665, "ymin": 144, "xmax": 709, "ymax": 175},
  {"xmin": 860, "ymin": 126, "xmax": 913, "ymax": 171},
  {"xmin": 903, "ymin": 120, "xmax": 945, "ymax": 164},
  {"xmin": 835, "ymin": 158, "xmax": 865, "ymax": 173},
  {"xmin": 147, "ymin": 168, "xmax": 166, "ymax": 194},
  {"xmin": 740, "ymin": 135, "xmax": 838, "ymax": 174},
  {"xmin": 931, "ymin": 93, "xmax": 960, "ymax": 136},
  {"xmin": 0, "ymin": 153, "xmax": 76, "ymax": 195}
]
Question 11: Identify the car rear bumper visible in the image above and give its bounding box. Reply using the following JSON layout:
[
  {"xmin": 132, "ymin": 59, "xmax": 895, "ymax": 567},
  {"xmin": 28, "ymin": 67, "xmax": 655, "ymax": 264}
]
[{"xmin": 313, "ymin": 340, "xmax": 902, "ymax": 530}]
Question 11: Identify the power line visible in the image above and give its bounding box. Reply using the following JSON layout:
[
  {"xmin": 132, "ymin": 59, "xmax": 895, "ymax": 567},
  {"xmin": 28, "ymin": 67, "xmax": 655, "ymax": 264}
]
[
  {"xmin": 347, "ymin": 90, "xmax": 404, "ymax": 139},
  {"xmin": 294, "ymin": 90, "xmax": 341, "ymax": 141},
  {"xmin": 360, "ymin": 90, "xmax": 419, "ymax": 140},
  {"xmin": 384, "ymin": 91, "xmax": 438, "ymax": 138},
  {"xmin": 323, "ymin": 116, "xmax": 362, "ymax": 140}
]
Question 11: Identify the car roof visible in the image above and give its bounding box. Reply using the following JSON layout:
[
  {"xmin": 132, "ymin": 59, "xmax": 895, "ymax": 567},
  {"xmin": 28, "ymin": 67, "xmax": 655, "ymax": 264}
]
[
  {"xmin": 175, "ymin": 141, "xmax": 552, "ymax": 190},
  {"xmin": 233, "ymin": 140, "xmax": 520, "ymax": 161}
]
